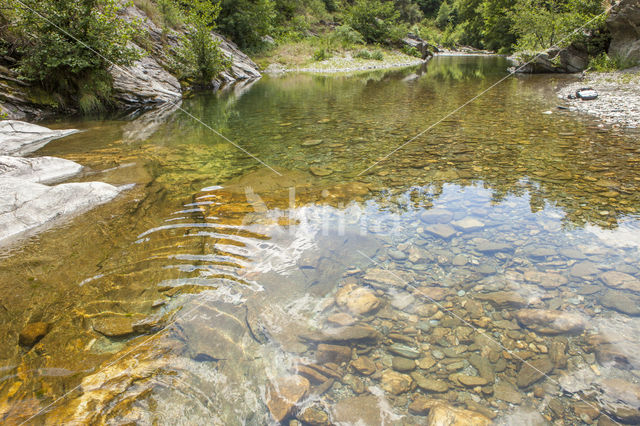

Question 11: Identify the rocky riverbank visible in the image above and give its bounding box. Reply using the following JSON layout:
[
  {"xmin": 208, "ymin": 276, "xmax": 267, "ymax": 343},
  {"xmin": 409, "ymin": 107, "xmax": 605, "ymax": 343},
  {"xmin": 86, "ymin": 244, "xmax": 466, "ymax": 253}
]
[
  {"xmin": 264, "ymin": 51, "xmax": 427, "ymax": 75},
  {"xmin": 0, "ymin": 121, "xmax": 123, "ymax": 246},
  {"xmin": 557, "ymin": 67, "xmax": 640, "ymax": 128}
]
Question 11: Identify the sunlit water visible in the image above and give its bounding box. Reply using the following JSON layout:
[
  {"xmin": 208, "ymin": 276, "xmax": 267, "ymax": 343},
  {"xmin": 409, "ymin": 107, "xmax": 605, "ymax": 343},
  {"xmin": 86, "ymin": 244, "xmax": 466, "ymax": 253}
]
[{"xmin": 2, "ymin": 56, "xmax": 640, "ymax": 425}]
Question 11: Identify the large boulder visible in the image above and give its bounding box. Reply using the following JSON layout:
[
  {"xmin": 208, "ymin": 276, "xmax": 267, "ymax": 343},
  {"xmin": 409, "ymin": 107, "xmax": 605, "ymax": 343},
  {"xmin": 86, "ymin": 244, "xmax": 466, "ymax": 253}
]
[
  {"xmin": 607, "ymin": 0, "xmax": 640, "ymax": 64},
  {"xmin": 0, "ymin": 177, "xmax": 121, "ymax": 244},
  {"xmin": 0, "ymin": 155, "xmax": 83, "ymax": 184},
  {"xmin": 513, "ymin": 44, "xmax": 590, "ymax": 73},
  {"xmin": 110, "ymin": 44, "xmax": 182, "ymax": 108},
  {"xmin": 403, "ymin": 34, "xmax": 437, "ymax": 60},
  {"xmin": 0, "ymin": 120, "xmax": 78, "ymax": 156}
]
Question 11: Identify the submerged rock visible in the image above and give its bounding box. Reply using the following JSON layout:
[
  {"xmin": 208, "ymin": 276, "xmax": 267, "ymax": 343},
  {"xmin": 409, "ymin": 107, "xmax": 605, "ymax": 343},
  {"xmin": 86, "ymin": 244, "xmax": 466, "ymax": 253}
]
[
  {"xmin": 351, "ymin": 356, "xmax": 377, "ymax": 376},
  {"xmin": 316, "ymin": 344, "xmax": 351, "ymax": 364},
  {"xmin": 380, "ymin": 370, "xmax": 412, "ymax": 394},
  {"xmin": 515, "ymin": 309, "xmax": 586, "ymax": 335},
  {"xmin": 301, "ymin": 325, "xmax": 382, "ymax": 344},
  {"xmin": 601, "ymin": 271, "xmax": 640, "ymax": 293},
  {"xmin": 517, "ymin": 356, "xmax": 553, "ymax": 388},
  {"xmin": 92, "ymin": 316, "xmax": 136, "ymax": 338},
  {"xmin": 363, "ymin": 268, "xmax": 410, "ymax": 288},
  {"xmin": 599, "ymin": 290, "xmax": 640, "ymax": 316},
  {"xmin": 18, "ymin": 322, "xmax": 49, "ymax": 346},
  {"xmin": 427, "ymin": 403, "xmax": 491, "ymax": 426},
  {"xmin": 475, "ymin": 291, "xmax": 528, "ymax": 308},
  {"xmin": 335, "ymin": 283, "xmax": 381, "ymax": 315},
  {"xmin": 424, "ymin": 224, "xmax": 456, "ymax": 240},
  {"xmin": 331, "ymin": 395, "xmax": 390, "ymax": 424},
  {"xmin": 266, "ymin": 375, "xmax": 310, "ymax": 422},
  {"xmin": 420, "ymin": 208, "xmax": 453, "ymax": 224},
  {"xmin": 523, "ymin": 269, "xmax": 568, "ymax": 289}
]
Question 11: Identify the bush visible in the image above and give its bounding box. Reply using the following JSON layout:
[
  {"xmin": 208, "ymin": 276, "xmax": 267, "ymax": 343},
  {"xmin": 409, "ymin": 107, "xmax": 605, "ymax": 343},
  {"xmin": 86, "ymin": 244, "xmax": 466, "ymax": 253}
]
[
  {"xmin": 354, "ymin": 49, "xmax": 383, "ymax": 60},
  {"xmin": 345, "ymin": 0, "xmax": 403, "ymax": 45},
  {"xmin": 331, "ymin": 25, "xmax": 365, "ymax": 47},
  {"xmin": 588, "ymin": 52, "xmax": 638, "ymax": 72},
  {"xmin": 402, "ymin": 45, "xmax": 421, "ymax": 57},
  {"xmin": 157, "ymin": 0, "xmax": 183, "ymax": 29},
  {"xmin": 354, "ymin": 49, "xmax": 372, "ymax": 59},
  {"xmin": 312, "ymin": 47, "xmax": 331, "ymax": 61},
  {"xmin": 11, "ymin": 0, "xmax": 138, "ymax": 110},
  {"xmin": 218, "ymin": 0, "xmax": 275, "ymax": 50},
  {"xmin": 371, "ymin": 49, "xmax": 384, "ymax": 60},
  {"xmin": 172, "ymin": 0, "xmax": 229, "ymax": 86}
]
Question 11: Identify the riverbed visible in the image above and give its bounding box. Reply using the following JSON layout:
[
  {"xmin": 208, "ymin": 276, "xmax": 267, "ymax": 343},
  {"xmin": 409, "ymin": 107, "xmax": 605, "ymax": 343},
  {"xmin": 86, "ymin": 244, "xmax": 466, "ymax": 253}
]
[{"xmin": 2, "ymin": 55, "xmax": 640, "ymax": 425}]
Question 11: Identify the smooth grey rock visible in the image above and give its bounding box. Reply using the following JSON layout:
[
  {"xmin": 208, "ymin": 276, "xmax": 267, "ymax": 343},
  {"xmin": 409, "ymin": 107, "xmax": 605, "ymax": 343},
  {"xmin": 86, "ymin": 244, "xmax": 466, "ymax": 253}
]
[
  {"xmin": 0, "ymin": 120, "xmax": 78, "ymax": 156},
  {"xmin": 607, "ymin": 0, "xmax": 640, "ymax": 64},
  {"xmin": 110, "ymin": 44, "xmax": 182, "ymax": 107},
  {"xmin": 600, "ymin": 290, "xmax": 640, "ymax": 316},
  {"xmin": 512, "ymin": 44, "xmax": 589, "ymax": 73},
  {"xmin": 0, "ymin": 177, "xmax": 121, "ymax": 243},
  {"xmin": 0, "ymin": 155, "xmax": 83, "ymax": 184}
]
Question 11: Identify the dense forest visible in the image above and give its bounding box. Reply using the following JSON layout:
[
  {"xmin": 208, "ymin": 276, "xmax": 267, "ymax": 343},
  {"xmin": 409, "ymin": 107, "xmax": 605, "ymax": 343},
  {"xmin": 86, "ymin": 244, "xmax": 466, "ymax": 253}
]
[{"xmin": 0, "ymin": 0, "xmax": 611, "ymax": 113}]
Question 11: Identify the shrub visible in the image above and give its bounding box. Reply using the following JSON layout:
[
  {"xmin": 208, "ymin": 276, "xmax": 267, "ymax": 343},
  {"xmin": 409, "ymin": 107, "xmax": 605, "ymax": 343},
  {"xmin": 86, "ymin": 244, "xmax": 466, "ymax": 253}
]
[
  {"xmin": 345, "ymin": 0, "xmax": 403, "ymax": 45},
  {"xmin": 371, "ymin": 49, "xmax": 384, "ymax": 60},
  {"xmin": 11, "ymin": 0, "xmax": 139, "ymax": 109},
  {"xmin": 312, "ymin": 47, "xmax": 331, "ymax": 61},
  {"xmin": 354, "ymin": 49, "xmax": 372, "ymax": 59},
  {"xmin": 588, "ymin": 52, "xmax": 638, "ymax": 72},
  {"xmin": 331, "ymin": 25, "xmax": 365, "ymax": 47},
  {"xmin": 218, "ymin": 0, "xmax": 275, "ymax": 50},
  {"xmin": 402, "ymin": 45, "xmax": 421, "ymax": 57},
  {"xmin": 172, "ymin": 0, "xmax": 229, "ymax": 86},
  {"xmin": 157, "ymin": 0, "xmax": 183, "ymax": 29}
]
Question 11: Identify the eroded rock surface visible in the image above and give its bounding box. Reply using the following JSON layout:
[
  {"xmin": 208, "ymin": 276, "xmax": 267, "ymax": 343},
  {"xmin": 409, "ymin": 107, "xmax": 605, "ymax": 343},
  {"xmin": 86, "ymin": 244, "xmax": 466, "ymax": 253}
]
[
  {"xmin": 0, "ymin": 155, "xmax": 83, "ymax": 184},
  {"xmin": 0, "ymin": 120, "xmax": 78, "ymax": 156},
  {"xmin": 0, "ymin": 178, "xmax": 121, "ymax": 244},
  {"xmin": 607, "ymin": 0, "xmax": 640, "ymax": 64}
]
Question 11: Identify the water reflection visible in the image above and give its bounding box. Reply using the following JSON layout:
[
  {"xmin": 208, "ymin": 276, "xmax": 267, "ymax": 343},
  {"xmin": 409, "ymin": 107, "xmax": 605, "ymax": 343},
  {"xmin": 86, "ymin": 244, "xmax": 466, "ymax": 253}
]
[{"xmin": 1, "ymin": 56, "xmax": 640, "ymax": 424}]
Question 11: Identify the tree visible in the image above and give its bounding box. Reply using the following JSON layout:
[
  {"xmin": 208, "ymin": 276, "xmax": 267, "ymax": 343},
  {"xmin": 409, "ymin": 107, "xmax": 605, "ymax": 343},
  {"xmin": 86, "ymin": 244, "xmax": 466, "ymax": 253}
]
[
  {"xmin": 173, "ymin": 0, "xmax": 229, "ymax": 86},
  {"xmin": 508, "ymin": 0, "xmax": 605, "ymax": 51},
  {"xmin": 218, "ymin": 0, "xmax": 275, "ymax": 49},
  {"xmin": 345, "ymin": 0, "xmax": 403, "ymax": 44},
  {"xmin": 436, "ymin": 1, "xmax": 453, "ymax": 29}
]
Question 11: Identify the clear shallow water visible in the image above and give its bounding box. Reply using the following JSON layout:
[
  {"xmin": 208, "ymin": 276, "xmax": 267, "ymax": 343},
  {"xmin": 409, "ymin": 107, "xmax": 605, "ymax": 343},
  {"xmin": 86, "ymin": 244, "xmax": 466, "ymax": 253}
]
[{"xmin": 2, "ymin": 56, "xmax": 640, "ymax": 424}]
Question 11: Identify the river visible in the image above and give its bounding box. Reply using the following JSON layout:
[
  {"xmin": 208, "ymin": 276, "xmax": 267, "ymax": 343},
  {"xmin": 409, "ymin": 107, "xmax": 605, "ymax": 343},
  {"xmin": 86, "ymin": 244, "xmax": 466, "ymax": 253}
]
[{"xmin": 2, "ymin": 55, "xmax": 640, "ymax": 425}]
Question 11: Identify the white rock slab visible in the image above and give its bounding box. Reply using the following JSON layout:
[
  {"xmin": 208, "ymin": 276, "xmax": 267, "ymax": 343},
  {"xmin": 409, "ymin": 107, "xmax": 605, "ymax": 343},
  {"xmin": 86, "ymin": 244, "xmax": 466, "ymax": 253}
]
[
  {"xmin": 0, "ymin": 120, "xmax": 78, "ymax": 156},
  {"xmin": 0, "ymin": 155, "xmax": 83, "ymax": 184},
  {"xmin": 0, "ymin": 177, "xmax": 121, "ymax": 243}
]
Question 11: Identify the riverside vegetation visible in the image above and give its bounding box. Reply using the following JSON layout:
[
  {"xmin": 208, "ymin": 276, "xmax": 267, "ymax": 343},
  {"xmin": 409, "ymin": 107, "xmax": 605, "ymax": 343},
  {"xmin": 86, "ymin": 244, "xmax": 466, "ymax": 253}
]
[{"xmin": 0, "ymin": 0, "xmax": 633, "ymax": 116}]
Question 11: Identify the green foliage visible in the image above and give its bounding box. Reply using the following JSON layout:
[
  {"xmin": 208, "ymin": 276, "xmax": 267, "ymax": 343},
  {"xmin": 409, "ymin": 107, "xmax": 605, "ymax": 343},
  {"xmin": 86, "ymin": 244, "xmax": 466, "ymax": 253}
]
[
  {"xmin": 172, "ymin": 0, "xmax": 229, "ymax": 86},
  {"xmin": 507, "ymin": 0, "xmax": 605, "ymax": 51},
  {"xmin": 312, "ymin": 47, "xmax": 331, "ymax": 61},
  {"xmin": 157, "ymin": 0, "xmax": 183, "ymax": 29},
  {"xmin": 588, "ymin": 52, "xmax": 639, "ymax": 72},
  {"xmin": 10, "ymin": 0, "xmax": 138, "ymax": 109},
  {"xmin": 436, "ymin": 1, "xmax": 453, "ymax": 29},
  {"xmin": 345, "ymin": 0, "xmax": 404, "ymax": 45},
  {"xmin": 402, "ymin": 45, "xmax": 422, "ymax": 57},
  {"xmin": 370, "ymin": 49, "xmax": 384, "ymax": 60},
  {"xmin": 331, "ymin": 25, "xmax": 365, "ymax": 47},
  {"xmin": 354, "ymin": 48, "xmax": 384, "ymax": 60},
  {"xmin": 218, "ymin": 0, "xmax": 275, "ymax": 50}
]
